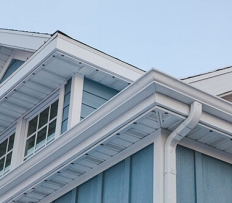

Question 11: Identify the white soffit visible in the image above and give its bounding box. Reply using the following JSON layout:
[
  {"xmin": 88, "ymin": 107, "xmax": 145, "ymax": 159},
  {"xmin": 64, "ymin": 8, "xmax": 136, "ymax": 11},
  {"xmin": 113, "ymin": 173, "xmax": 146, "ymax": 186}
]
[
  {"xmin": 0, "ymin": 32, "xmax": 143, "ymax": 138},
  {"xmin": 0, "ymin": 29, "xmax": 51, "ymax": 52}
]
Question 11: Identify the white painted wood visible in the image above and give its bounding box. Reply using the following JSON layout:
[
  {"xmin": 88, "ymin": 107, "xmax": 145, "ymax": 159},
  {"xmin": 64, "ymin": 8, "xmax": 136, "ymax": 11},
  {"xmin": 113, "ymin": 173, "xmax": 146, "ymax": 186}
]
[
  {"xmin": 153, "ymin": 129, "xmax": 168, "ymax": 203},
  {"xmin": 56, "ymin": 35, "xmax": 144, "ymax": 82},
  {"xmin": 55, "ymin": 85, "xmax": 65, "ymax": 138},
  {"xmin": 68, "ymin": 73, "xmax": 84, "ymax": 129},
  {"xmin": 11, "ymin": 118, "xmax": 27, "ymax": 169},
  {"xmin": 0, "ymin": 29, "xmax": 50, "ymax": 51}
]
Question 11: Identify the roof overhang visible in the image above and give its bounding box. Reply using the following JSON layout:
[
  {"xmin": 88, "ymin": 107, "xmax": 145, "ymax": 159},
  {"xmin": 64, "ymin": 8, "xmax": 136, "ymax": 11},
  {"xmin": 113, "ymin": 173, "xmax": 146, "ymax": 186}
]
[
  {"xmin": 0, "ymin": 68, "xmax": 232, "ymax": 202},
  {"xmin": 182, "ymin": 67, "xmax": 232, "ymax": 96},
  {"xmin": 0, "ymin": 32, "xmax": 144, "ymax": 137},
  {"xmin": 0, "ymin": 29, "xmax": 50, "ymax": 52}
]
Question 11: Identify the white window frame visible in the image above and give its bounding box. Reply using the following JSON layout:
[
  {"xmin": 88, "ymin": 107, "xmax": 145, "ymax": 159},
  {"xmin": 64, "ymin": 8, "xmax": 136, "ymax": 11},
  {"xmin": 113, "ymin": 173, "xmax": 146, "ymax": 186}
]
[
  {"xmin": 23, "ymin": 91, "xmax": 60, "ymax": 161},
  {"xmin": 0, "ymin": 128, "xmax": 15, "ymax": 178}
]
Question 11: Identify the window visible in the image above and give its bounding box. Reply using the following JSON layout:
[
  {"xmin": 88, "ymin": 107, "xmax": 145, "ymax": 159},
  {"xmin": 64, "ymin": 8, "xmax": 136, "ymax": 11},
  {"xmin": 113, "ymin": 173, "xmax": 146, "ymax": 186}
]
[
  {"xmin": 0, "ymin": 59, "xmax": 24, "ymax": 83},
  {"xmin": 61, "ymin": 79, "xmax": 72, "ymax": 134},
  {"xmin": 24, "ymin": 100, "xmax": 59, "ymax": 160},
  {"xmin": 0, "ymin": 133, "xmax": 15, "ymax": 177}
]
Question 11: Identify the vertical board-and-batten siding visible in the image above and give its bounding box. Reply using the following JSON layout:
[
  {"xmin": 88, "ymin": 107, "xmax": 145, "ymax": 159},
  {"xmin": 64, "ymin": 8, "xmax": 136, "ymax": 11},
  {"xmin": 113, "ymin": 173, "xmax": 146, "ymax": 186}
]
[
  {"xmin": 177, "ymin": 145, "xmax": 232, "ymax": 203},
  {"xmin": 53, "ymin": 144, "xmax": 153, "ymax": 203}
]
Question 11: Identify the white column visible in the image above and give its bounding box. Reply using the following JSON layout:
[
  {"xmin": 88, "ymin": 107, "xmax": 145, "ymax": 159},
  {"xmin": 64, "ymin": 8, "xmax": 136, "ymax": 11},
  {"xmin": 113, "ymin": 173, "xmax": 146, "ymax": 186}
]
[
  {"xmin": 153, "ymin": 129, "xmax": 169, "ymax": 203},
  {"xmin": 55, "ymin": 84, "xmax": 65, "ymax": 138},
  {"xmin": 68, "ymin": 73, "xmax": 84, "ymax": 129},
  {"xmin": 11, "ymin": 118, "xmax": 27, "ymax": 169}
]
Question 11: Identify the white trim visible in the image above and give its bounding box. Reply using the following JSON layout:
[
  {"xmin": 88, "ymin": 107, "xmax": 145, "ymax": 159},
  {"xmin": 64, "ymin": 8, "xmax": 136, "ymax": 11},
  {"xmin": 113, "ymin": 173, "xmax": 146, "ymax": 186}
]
[
  {"xmin": 55, "ymin": 84, "xmax": 65, "ymax": 138},
  {"xmin": 153, "ymin": 129, "xmax": 168, "ymax": 203},
  {"xmin": 68, "ymin": 73, "xmax": 84, "ymax": 129},
  {"xmin": 11, "ymin": 118, "xmax": 27, "ymax": 169},
  {"xmin": 0, "ymin": 29, "xmax": 50, "ymax": 52},
  {"xmin": 56, "ymin": 34, "xmax": 144, "ymax": 82}
]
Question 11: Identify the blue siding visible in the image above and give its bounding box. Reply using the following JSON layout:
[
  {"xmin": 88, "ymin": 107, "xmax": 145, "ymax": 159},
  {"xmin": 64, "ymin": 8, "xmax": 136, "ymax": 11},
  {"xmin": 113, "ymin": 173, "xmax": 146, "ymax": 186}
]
[
  {"xmin": 77, "ymin": 176, "xmax": 98, "ymax": 203},
  {"xmin": 103, "ymin": 161, "xmax": 125, "ymax": 203},
  {"xmin": 81, "ymin": 78, "xmax": 119, "ymax": 119},
  {"xmin": 130, "ymin": 144, "xmax": 153, "ymax": 203},
  {"xmin": 53, "ymin": 191, "xmax": 72, "ymax": 203},
  {"xmin": 176, "ymin": 146, "xmax": 196, "ymax": 203},
  {"xmin": 201, "ymin": 154, "xmax": 232, "ymax": 203},
  {"xmin": 177, "ymin": 145, "xmax": 232, "ymax": 203},
  {"xmin": 53, "ymin": 144, "xmax": 154, "ymax": 203}
]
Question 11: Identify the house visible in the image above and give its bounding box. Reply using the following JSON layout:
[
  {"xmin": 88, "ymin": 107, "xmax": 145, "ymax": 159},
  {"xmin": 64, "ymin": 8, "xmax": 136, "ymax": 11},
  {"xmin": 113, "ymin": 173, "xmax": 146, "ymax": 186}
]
[{"xmin": 0, "ymin": 29, "xmax": 231, "ymax": 203}]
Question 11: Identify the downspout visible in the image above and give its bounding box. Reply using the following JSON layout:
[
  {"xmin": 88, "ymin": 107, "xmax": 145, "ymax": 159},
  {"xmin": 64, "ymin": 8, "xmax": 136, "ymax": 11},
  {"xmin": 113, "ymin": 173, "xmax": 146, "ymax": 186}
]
[{"xmin": 164, "ymin": 101, "xmax": 202, "ymax": 203}]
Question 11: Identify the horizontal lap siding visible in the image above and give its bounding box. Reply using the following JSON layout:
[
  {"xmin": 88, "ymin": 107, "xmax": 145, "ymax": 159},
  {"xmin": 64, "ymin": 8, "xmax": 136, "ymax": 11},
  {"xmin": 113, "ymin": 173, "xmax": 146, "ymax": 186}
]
[{"xmin": 81, "ymin": 78, "xmax": 119, "ymax": 119}]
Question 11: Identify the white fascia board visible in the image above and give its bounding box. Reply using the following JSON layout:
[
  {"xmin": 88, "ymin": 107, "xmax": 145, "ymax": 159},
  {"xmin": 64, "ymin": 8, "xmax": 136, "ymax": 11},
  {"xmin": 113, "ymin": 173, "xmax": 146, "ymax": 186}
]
[
  {"xmin": 56, "ymin": 33, "xmax": 145, "ymax": 82},
  {"xmin": 0, "ymin": 34, "xmax": 58, "ymax": 99},
  {"xmin": 182, "ymin": 67, "xmax": 232, "ymax": 84},
  {"xmin": 0, "ymin": 29, "xmax": 50, "ymax": 52}
]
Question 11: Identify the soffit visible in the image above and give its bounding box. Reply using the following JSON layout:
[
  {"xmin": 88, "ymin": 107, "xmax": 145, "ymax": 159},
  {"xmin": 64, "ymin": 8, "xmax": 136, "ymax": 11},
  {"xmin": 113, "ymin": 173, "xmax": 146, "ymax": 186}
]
[
  {"xmin": 2, "ymin": 101, "xmax": 232, "ymax": 202},
  {"xmin": 0, "ymin": 51, "xmax": 131, "ymax": 138}
]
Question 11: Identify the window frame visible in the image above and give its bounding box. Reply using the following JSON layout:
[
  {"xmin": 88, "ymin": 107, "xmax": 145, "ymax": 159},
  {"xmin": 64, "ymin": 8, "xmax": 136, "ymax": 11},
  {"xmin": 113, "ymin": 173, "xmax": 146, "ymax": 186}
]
[
  {"xmin": 0, "ymin": 129, "xmax": 15, "ymax": 178},
  {"xmin": 23, "ymin": 92, "xmax": 60, "ymax": 161}
]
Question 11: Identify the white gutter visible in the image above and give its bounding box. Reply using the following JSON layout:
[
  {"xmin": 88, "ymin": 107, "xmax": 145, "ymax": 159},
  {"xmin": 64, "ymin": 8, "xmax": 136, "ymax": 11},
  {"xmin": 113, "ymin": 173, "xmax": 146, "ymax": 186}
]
[{"xmin": 164, "ymin": 101, "xmax": 202, "ymax": 203}]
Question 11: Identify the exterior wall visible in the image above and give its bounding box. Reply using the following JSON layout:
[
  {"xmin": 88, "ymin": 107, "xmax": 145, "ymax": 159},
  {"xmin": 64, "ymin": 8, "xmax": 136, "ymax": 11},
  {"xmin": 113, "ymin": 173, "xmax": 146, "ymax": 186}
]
[
  {"xmin": 177, "ymin": 145, "xmax": 232, "ymax": 203},
  {"xmin": 53, "ymin": 144, "xmax": 154, "ymax": 203},
  {"xmin": 81, "ymin": 78, "xmax": 119, "ymax": 120}
]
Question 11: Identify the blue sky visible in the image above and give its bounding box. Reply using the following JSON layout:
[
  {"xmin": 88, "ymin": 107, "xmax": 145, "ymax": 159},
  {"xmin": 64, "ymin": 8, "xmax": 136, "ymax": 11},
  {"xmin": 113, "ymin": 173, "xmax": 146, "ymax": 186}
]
[{"xmin": 1, "ymin": 0, "xmax": 232, "ymax": 78}]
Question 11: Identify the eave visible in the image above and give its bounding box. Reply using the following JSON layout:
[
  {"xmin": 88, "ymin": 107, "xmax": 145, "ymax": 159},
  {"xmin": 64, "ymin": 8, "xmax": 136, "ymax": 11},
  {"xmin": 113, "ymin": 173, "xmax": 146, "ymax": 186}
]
[
  {"xmin": 0, "ymin": 29, "xmax": 50, "ymax": 52},
  {"xmin": 0, "ymin": 69, "xmax": 232, "ymax": 203},
  {"xmin": 0, "ymin": 32, "xmax": 144, "ymax": 138}
]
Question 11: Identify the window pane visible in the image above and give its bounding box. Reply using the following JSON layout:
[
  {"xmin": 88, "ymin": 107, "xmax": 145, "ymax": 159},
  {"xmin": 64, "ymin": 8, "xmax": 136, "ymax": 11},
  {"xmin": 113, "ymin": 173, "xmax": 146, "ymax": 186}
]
[
  {"xmin": 50, "ymin": 100, "xmax": 58, "ymax": 120},
  {"xmin": 4, "ymin": 152, "xmax": 12, "ymax": 173},
  {"xmin": 61, "ymin": 119, "xmax": 68, "ymax": 134},
  {"xmin": 28, "ymin": 116, "xmax": 38, "ymax": 136},
  {"xmin": 39, "ymin": 107, "xmax": 49, "ymax": 128},
  {"xmin": 36, "ymin": 126, "xmax": 47, "ymax": 149},
  {"xmin": 47, "ymin": 120, "xmax": 56, "ymax": 141},
  {"xmin": 25, "ymin": 135, "xmax": 35, "ymax": 156},
  {"xmin": 0, "ymin": 140, "xmax": 7, "ymax": 158},
  {"xmin": 8, "ymin": 134, "xmax": 15, "ymax": 152},
  {"xmin": 0, "ymin": 157, "xmax": 4, "ymax": 176},
  {"xmin": 62, "ymin": 106, "xmax": 69, "ymax": 121},
  {"xmin": 63, "ymin": 93, "xmax": 70, "ymax": 108}
]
